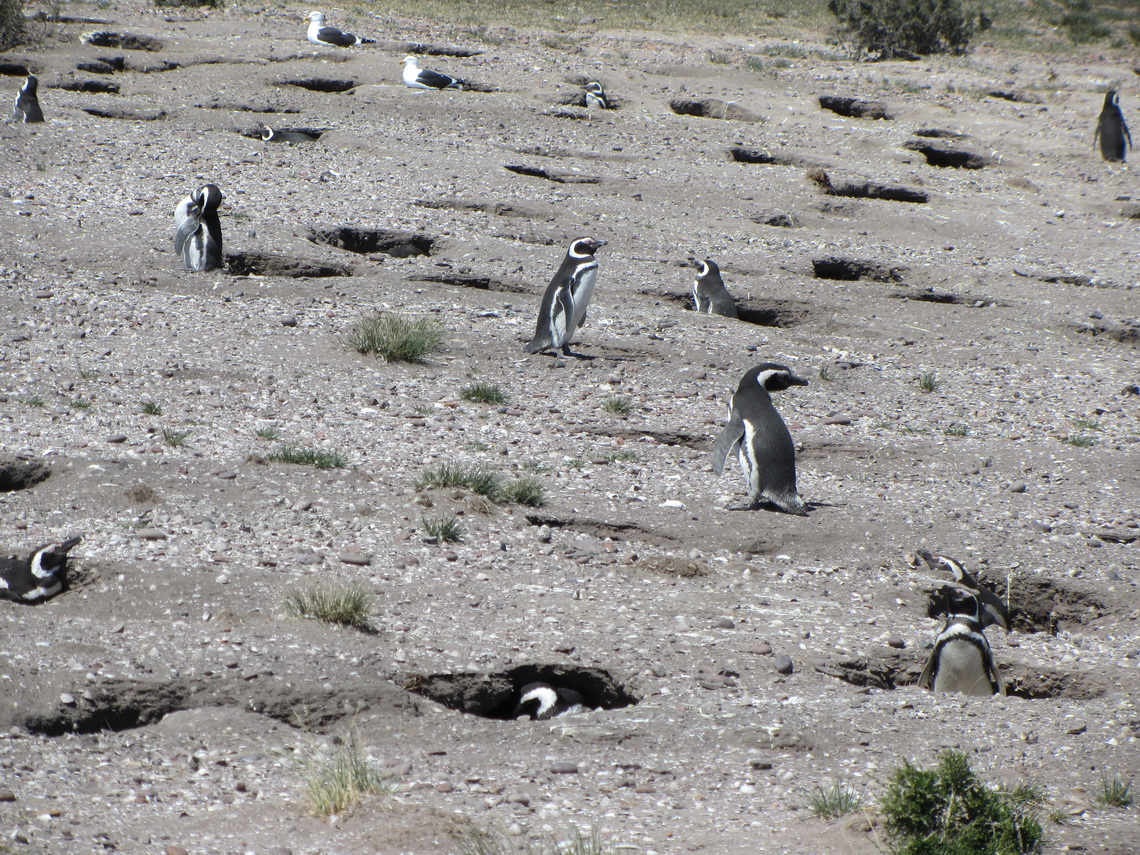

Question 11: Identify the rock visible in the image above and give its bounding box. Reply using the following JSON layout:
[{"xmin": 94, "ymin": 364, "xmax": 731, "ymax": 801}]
[
  {"xmin": 339, "ymin": 553, "xmax": 371, "ymax": 566},
  {"xmin": 751, "ymin": 642, "xmax": 773, "ymax": 656},
  {"xmin": 715, "ymin": 617, "xmax": 736, "ymax": 629},
  {"xmin": 550, "ymin": 761, "xmax": 580, "ymax": 774},
  {"xmin": 0, "ymin": 790, "xmax": 15, "ymax": 802},
  {"xmin": 165, "ymin": 846, "xmax": 189, "ymax": 855},
  {"xmin": 886, "ymin": 636, "xmax": 906, "ymax": 649},
  {"xmin": 1009, "ymin": 482, "xmax": 1027, "ymax": 494},
  {"xmin": 773, "ymin": 654, "xmax": 794, "ymax": 675},
  {"xmin": 280, "ymin": 315, "xmax": 298, "ymax": 327},
  {"xmin": 136, "ymin": 528, "xmax": 168, "ymax": 540},
  {"xmin": 106, "ymin": 434, "xmax": 128, "ymax": 443}
]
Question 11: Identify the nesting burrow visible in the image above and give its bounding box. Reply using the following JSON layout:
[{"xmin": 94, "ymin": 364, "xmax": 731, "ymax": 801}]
[
  {"xmin": 81, "ymin": 31, "xmax": 165, "ymax": 52},
  {"xmin": 652, "ymin": 290, "xmax": 811, "ymax": 328},
  {"xmin": 307, "ymin": 227, "xmax": 435, "ymax": 258},
  {"xmin": 728, "ymin": 147, "xmax": 814, "ymax": 167},
  {"xmin": 504, "ymin": 164, "xmax": 602, "ymax": 184},
  {"xmin": 404, "ymin": 664, "xmax": 637, "ymax": 720},
  {"xmin": 225, "ymin": 251, "xmax": 352, "ymax": 278},
  {"xmin": 0, "ymin": 62, "xmax": 30, "ymax": 76},
  {"xmin": 82, "ymin": 107, "xmax": 166, "ymax": 121},
  {"xmin": 409, "ymin": 274, "xmax": 528, "ymax": 293},
  {"xmin": 807, "ymin": 168, "xmax": 928, "ymax": 203},
  {"xmin": 280, "ymin": 78, "xmax": 356, "ymax": 93},
  {"xmin": 818, "ymin": 95, "xmax": 893, "ymax": 120},
  {"xmin": 903, "ymin": 140, "xmax": 989, "ymax": 169},
  {"xmin": 888, "ymin": 289, "xmax": 1003, "ymax": 308},
  {"xmin": 669, "ymin": 98, "xmax": 762, "ymax": 123},
  {"xmin": 51, "ymin": 80, "xmax": 120, "ymax": 94},
  {"xmin": 0, "ymin": 458, "xmax": 51, "ymax": 492},
  {"xmin": 812, "ymin": 256, "xmax": 906, "ymax": 283}
]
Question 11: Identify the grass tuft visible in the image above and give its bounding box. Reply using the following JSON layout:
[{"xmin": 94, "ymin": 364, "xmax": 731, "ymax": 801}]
[
  {"xmin": 268, "ymin": 443, "xmax": 348, "ymax": 469},
  {"xmin": 346, "ymin": 312, "xmax": 446, "ymax": 363},
  {"xmin": 255, "ymin": 426, "xmax": 280, "ymax": 440},
  {"xmin": 461, "ymin": 381, "xmax": 509, "ymax": 405},
  {"xmin": 69, "ymin": 397, "xmax": 91, "ymax": 409},
  {"xmin": 806, "ymin": 781, "xmax": 864, "ymax": 819},
  {"xmin": 422, "ymin": 513, "xmax": 462, "ymax": 543},
  {"xmin": 1062, "ymin": 434, "xmax": 1096, "ymax": 448},
  {"xmin": 140, "ymin": 400, "xmax": 163, "ymax": 416},
  {"xmin": 918, "ymin": 372, "xmax": 942, "ymax": 393},
  {"xmin": 302, "ymin": 745, "xmax": 392, "ymax": 818},
  {"xmin": 455, "ymin": 823, "xmax": 613, "ymax": 855},
  {"xmin": 601, "ymin": 396, "xmax": 634, "ymax": 416},
  {"xmin": 945, "ymin": 423, "xmax": 969, "ymax": 437},
  {"xmin": 502, "ymin": 476, "xmax": 546, "ymax": 507},
  {"xmin": 23, "ymin": 395, "xmax": 44, "ymax": 407},
  {"xmin": 1094, "ymin": 774, "xmax": 1133, "ymax": 808},
  {"xmin": 881, "ymin": 750, "xmax": 1045, "ymax": 855},
  {"xmin": 1072, "ymin": 417, "xmax": 1102, "ymax": 431},
  {"xmin": 284, "ymin": 583, "xmax": 374, "ymax": 631},
  {"xmin": 162, "ymin": 427, "xmax": 190, "ymax": 447},
  {"xmin": 417, "ymin": 462, "xmax": 504, "ymax": 499}
]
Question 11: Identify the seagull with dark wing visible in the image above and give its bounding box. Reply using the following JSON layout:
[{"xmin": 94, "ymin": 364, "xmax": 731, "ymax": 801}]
[
  {"xmin": 401, "ymin": 55, "xmax": 465, "ymax": 90},
  {"xmin": 306, "ymin": 11, "xmax": 374, "ymax": 47}
]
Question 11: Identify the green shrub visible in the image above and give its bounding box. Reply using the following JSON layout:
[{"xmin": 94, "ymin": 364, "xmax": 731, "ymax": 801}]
[
  {"xmin": 268, "ymin": 443, "xmax": 348, "ymax": 469},
  {"xmin": 1058, "ymin": 0, "xmax": 1110, "ymax": 42},
  {"xmin": 0, "ymin": 0, "xmax": 26, "ymax": 50},
  {"xmin": 461, "ymin": 381, "xmax": 508, "ymax": 405},
  {"xmin": 881, "ymin": 750, "xmax": 1045, "ymax": 855},
  {"xmin": 828, "ymin": 0, "xmax": 976, "ymax": 57},
  {"xmin": 346, "ymin": 312, "xmax": 446, "ymax": 363},
  {"xmin": 502, "ymin": 476, "xmax": 546, "ymax": 507},
  {"xmin": 284, "ymin": 583, "xmax": 374, "ymax": 631},
  {"xmin": 806, "ymin": 780, "xmax": 864, "ymax": 818},
  {"xmin": 422, "ymin": 513, "xmax": 462, "ymax": 543},
  {"xmin": 1094, "ymin": 773, "xmax": 1133, "ymax": 808},
  {"xmin": 417, "ymin": 462, "xmax": 504, "ymax": 499},
  {"xmin": 302, "ymin": 746, "xmax": 391, "ymax": 818}
]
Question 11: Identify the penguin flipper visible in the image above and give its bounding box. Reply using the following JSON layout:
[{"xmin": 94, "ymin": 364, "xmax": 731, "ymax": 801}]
[
  {"xmin": 174, "ymin": 215, "xmax": 201, "ymax": 256},
  {"xmin": 711, "ymin": 412, "xmax": 744, "ymax": 476},
  {"xmin": 917, "ymin": 651, "xmax": 936, "ymax": 690},
  {"xmin": 990, "ymin": 661, "xmax": 1006, "ymax": 696}
]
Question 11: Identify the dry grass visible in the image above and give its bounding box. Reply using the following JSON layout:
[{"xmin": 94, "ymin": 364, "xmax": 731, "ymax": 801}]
[
  {"xmin": 302, "ymin": 745, "xmax": 393, "ymax": 818},
  {"xmin": 284, "ymin": 583, "xmax": 375, "ymax": 631}
]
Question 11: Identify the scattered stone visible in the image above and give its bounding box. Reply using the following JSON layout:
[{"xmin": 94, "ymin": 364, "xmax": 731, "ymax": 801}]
[
  {"xmin": 715, "ymin": 617, "xmax": 736, "ymax": 629},
  {"xmin": 0, "ymin": 791, "xmax": 14, "ymax": 802},
  {"xmin": 886, "ymin": 636, "xmax": 906, "ymax": 649},
  {"xmin": 751, "ymin": 642, "xmax": 773, "ymax": 656},
  {"xmin": 550, "ymin": 761, "xmax": 580, "ymax": 774},
  {"xmin": 136, "ymin": 528, "xmax": 168, "ymax": 540},
  {"xmin": 339, "ymin": 553, "xmax": 371, "ymax": 566},
  {"xmin": 773, "ymin": 654, "xmax": 794, "ymax": 675},
  {"xmin": 165, "ymin": 846, "xmax": 189, "ymax": 855},
  {"xmin": 1009, "ymin": 482, "xmax": 1027, "ymax": 494},
  {"xmin": 105, "ymin": 434, "xmax": 128, "ymax": 443},
  {"xmin": 818, "ymin": 95, "xmax": 893, "ymax": 120},
  {"xmin": 280, "ymin": 316, "xmax": 298, "ymax": 327}
]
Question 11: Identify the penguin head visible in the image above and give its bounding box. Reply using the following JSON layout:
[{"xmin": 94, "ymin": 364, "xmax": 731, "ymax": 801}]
[
  {"xmin": 744, "ymin": 363, "xmax": 808, "ymax": 394},
  {"xmin": 22, "ymin": 75, "xmax": 38, "ymax": 95},
  {"xmin": 921, "ymin": 550, "xmax": 1010, "ymax": 631},
  {"xmin": 194, "ymin": 184, "xmax": 223, "ymax": 215},
  {"xmin": 1104, "ymin": 89, "xmax": 1119, "ymax": 109},
  {"xmin": 568, "ymin": 237, "xmax": 607, "ymax": 258},
  {"xmin": 308, "ymin": 11, "xmax": 324, "ymax": 24},
  {"xmin": 585, "ymin": 82, "xmax": 605, "ymax": 95},
  {"xmin": 513, "ymin": 682, "xmax": 559, "ymax": 719},
  {"xmin": 695, "ymin": 259, "xmax": 720, "ymax": 279},
  {"xmin": 29, "ymin": 535, "xmax": 82, "ymax": 576},
  {"xmin": 260, "ymin": 125, "xmax": 275, "ymax": 141}
]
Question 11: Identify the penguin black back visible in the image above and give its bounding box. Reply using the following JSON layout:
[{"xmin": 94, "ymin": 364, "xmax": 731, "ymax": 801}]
[
  {"xmin": 1094, "ymin": 90, "xmax": 1132, "ymax": 163},
  {"xmin": 525, "ymin": 237, "xmax": 607, "ymax": 356},
  {"xmin": 0, "ymin": 535, "xmax": 81, "ymax": 603},
  {"xmin": 692, "ymin": 258, "xmax": 738, "ymax": 319},
  {"xmin": 512, "ymin": 681, "xmax": 587, "ymax": 720},
  {"xmin": 712, "ymin": 363, "xmax": 808, "ymax": 515},
  {"xmin": 14, "ymin": 74, "xmax": 44, "ymax": 123},
  {"xmin": 585, "ymin": 81, "xmax": 609, "ymax": 110},
  {"xmin": 173, "ymin": 184, "xmax": 224, "ymax": 272}
]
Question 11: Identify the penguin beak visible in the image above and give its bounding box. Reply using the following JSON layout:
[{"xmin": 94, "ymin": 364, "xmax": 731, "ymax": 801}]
[
  {"xmin": 591, "ymin": 239, "xmax": 608, "ymax": 248},
  {"xmin": 786, "ymin": 373, "xmax": 809, "ymax": 386}
]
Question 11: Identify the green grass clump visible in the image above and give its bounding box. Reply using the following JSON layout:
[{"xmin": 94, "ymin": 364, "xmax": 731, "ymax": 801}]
[
  {"xmin": 806, "ymin": 781, "xmax": 864, "ymax": 819},
  {"xmin": 284, "ymin": 583, "xmax": 374, "ymax": 631},
  {"xmin": 502, "ymin": 476, "xmax": 546, "ymax": 507},
  {"xmin": 455, "ymin": 823, "xmax": 613, "ymax": 855},
  {"xmin": 23, "ymin": 395, "xmax": 44, "ymax": 407},
  {"xmin": 69, "ymin": 397, "xmax": 91, "ymax": 409},
  {"xmin": 422, "ymin": 513, "xmax": 462, "ymax": 543},
  {"xmin": 918, "ymin": 372, "xmax": 942, "ymax": 393},
  {"xmin": 828, "ymin": 0, "xmax": 976, "ymax": 57},
  {"xmin": 346, "ymin": 312, "xmax": 446, "ymax": 364},
  {"xmin": 268, "ymin": 443, "xmax": 348, "ymax": 469},
  {"xmin": 1062, "ymin": 434, "xmax": 1096, "ymax": 448},
  {"xmin": 255, "ymin": 426, "xmax": 280, "ymax": 440},
  {"xmin": 1072, "ymin": 417, "xmax": 1102, "ymax": 431},
  {"xmin": 140, "ymin": 400, "xmax": 163, "ymax": 416},
  {"xmin": 1094, "ymin": 774, "xmax": 1133, "ymax": 808},
  {"xmin": 881, "ymin": 750, "xmax": 1045, "ymax": 855},
  {"xmin": 945, "ymin": 423, "xmax": 969, "ymax": 437},
  {"xmin": 302, "ymin": 745, "xmax": 392, "ymax": 818},
  {"xmin": 461, "ymin": 381, "xmax": 508, "ymax": 405},
  {"xmin": 162, "ymin": 427, "xmax": 190, "ymax": 447},
  {"xmin": 601, "ymin": 396, "xmax": 634, "ymax": 416},
  {"xmin": 600, "ymin": 450, "xmax": 638, "ymax": 464},
  {"xmin": 1058, "ymin": 0, "xmax": 1111, "ymax": 42},
  {"xmin": 417, "ymin": 462, "xmax": 504, "ymax": 499}
]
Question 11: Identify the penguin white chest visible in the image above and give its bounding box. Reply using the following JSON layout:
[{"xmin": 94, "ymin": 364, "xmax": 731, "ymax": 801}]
[
  {"xmin": 738, "ymin": 421, "xmax": 762, "ymax": 495},
  {"xmin": 933, "ymin": 640, "xmax": 993, "ymax": 696},
  {"xmin": 569, "ymin": 264, "xmax": 599, "ymax": 331}
]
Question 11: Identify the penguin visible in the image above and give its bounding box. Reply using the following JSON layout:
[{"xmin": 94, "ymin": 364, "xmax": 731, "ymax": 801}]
[
  {"xmin": 525, "ymin": 237, "xmax": 608, "ymax": 356},
  {"xmin": 1093, "ymin": 90, "xmax": 1132, "ymax": 163},
  {"xmin": 584, "ymin": 81, "xmax": 610, "ymax": 110},
  {"xmin": 691, "ymin": 259, "xmax": 738, "ymax": 319},
  {"xmin": 260, "ymin": 125, "xmax": 321, "ymax": 144},
  {"xmin": 918, "ymin": 550, "xmax": 1010, "ymax": 632},
  {"xmin": 173, "ymin": 184, "xmax": 224, "ymax": 272},
  {"xmin": 712, "ymin": 363, "xmax": 808, "ymax": 515},
  {"xmin": 306, "ymin": 11, "xmax": 374, "ymax": 47},
  {"xmin": 918, "ymin": 592, "xmax": 1006, "ymax": 697},
  {"xmin": 13, "ymin": 74, "xmax": 44, "ymax": 123},
  {"xmin": 401, "ymin": 55, "xmax": 465, "ymax": 91},
  {"xmin": 513, "ymin": 682, "xmax": 588, "ymax": 720},
  {"xmin": 0, "ymin": 536, "xmax": 82, "ymax": 603}
]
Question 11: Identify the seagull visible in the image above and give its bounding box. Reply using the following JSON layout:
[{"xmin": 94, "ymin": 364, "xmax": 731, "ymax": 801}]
[
  {"xmin": 401, "ymin": 55, "xmax": 465, "ymax": 91},
  {"xmin": 306, "ymin": 11, "xmax": 374, "ymax": 47}
]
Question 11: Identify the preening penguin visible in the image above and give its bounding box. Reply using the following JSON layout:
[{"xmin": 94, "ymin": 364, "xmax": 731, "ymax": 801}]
[
  {"xmin": 401, "ymin": 55, "xmax": 466, "ymax": 91},
  {"xmin": 0, "ymin": 535, "xmax": 82, "ymax": 603},
  {"xmin": 584, "ymin": 81, "xmax": 610, "ymax": 110},
  {"xmin": 712, "ymin": 363, "xmax": 808, "ymax": 515},
  {"xmin": 13, "ymin": 74, "xmax": 44, "ymax": 123},
  {"xmin": 306, "ymin": 11, "xmax": 374, "ymax": 47},
  {"xmin": 525, "ymin": 237, "xmax": 608, "ymax": 357},
  {"xmin": 513, "ymin": 682, "xmax": 588, "ymax": 720},
  {"xmin": 917, "ymin": 551, "xmax": 1010, "ymax": 697},
  {"xmin": 692, "ymin": 259, "xmax": 738, "ymax": 319},
  {"xmin": 173, "ymin": 184, "xmax": 224, "ymax": 272},
  {"xmin": 1094, "ymin": 90, "xmax": 1132, "ymax": 162}
]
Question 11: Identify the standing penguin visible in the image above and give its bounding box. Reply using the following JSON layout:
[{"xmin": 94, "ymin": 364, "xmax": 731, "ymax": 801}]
[
  {"xmin": 173, "ymin": 185, "xmax": 224, "ymax": 272},
  {"xmin": 691, "ymin": 259, "xmax": 738, "ymax": 319},
  {"xmin": 584, "ymin": 81, "xmax": 610, "ymax": 110},
  {"xmin": 712, "ymin": 363, "xmax": 808, "ymax": 515},
  {"xmin": 1094, "ymin": 90, "xmax": 1132, "ymax": 162},
  {"xmin": 525, "ymin": 237, "xmax": 608, "ymax": 356},
  {"xmin": 13, "ymin": 74, "xmax": 44, "ymax": 123},
  {"xmin": 0, "ymin": 535, "xmax": 82, "ymax": 603},
  {"xmin": 513, "ymin": 682, "xmax": 588, "ymax": 720},
  {"xmin": 917, "ymin": 551, "xmax": 1009, "ymax": 697}
]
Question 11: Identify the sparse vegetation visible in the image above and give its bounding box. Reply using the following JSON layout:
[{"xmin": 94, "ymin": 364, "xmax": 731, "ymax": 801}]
[
  {"xmin": 0, "ymin": 0, "xmax": 27, "ymax": 51},
  {"xmin": 881, "ymin": 750, "xmax": 1045, "ymax": 855},
  {"xmin": 417, "ymin": 462, "xmax": 504, "ymax": 499},
  {"xmin": 1094, "ymin": 773, "xmax": 1133, "ymax": 808},
  {"xmin": 502, "ymin": 476, "xmax": 546, "ymax": 507},
  {"xmin": 918, "ymin": 372, "xmax": 943, "ymax": 392},
  {"xmin": 1058, "ymin": 0, "xmax": 1111, "ymax": 42},
  {"xmin": 1072, "ymin": 417, "xmax": 1102, "ymax": 431},
  {"xmin": 945, "ymin": 423, "xmax": 969, "ymax": 437},
  {"xmin": 155, "ymin": 0, "xmax": 222, "ymax": 8},
  {"xmin": 284, "ymin": 583, "xmax": 374, "ymax": 631},
  {"xmin": 1062, "ymin": 434, "xmax": 1097, "ymax": 448},
  {"xmin": 806, "ymin": 780, "xmax": 864, "ymax": 819},
  {"xmin": 455, "ymin": 823, "xmax": 614, "ymax": 855},
  {"xmin": 268, "ymin": 443, "xmax": 348, "ymax": 469},
  {"xmin": 23, "ymin": 395, "xmax": 44, "ymax": 407},
  {"xmin": 302, "ymin": 745, "xmax": 392, "ymax": 818},
  {"xmin": 255, "ymin": 426, "xmax": 280, "ymax": 440},
  {"xmin": 828, "ymin": 0, "xmax": 977, "ymax": 57},
  {"xmin": 818, "ymin": 363, "xmax": 833, "ymax": 381},
  {"xmin": 600, "ymin": 450, "xmax": 638, "ymax": 464},
  {"xmin": 69, "ymin": 397, "xmax": 91, "ymax": 409},
  {"xmin": 461, "ymin": 381, "xmax": 509, "ymax": 405},
  {"xmin": 141, "ymin": 400, "xmax": 163, "ymax": 416},
  {"xmin": 601, "ymin": 396, "xmax": 634, "ymax": 416},
  {"xmin": 422, "ymin": 513, "xmax": 462, "ymax": 543},
  {"xmin": 161, "ymin": 427, "xmax": 190, "ymax": 447},
  {"xmin": 346, "ymin": 312, "xmax": 446, "ymax": 363}
]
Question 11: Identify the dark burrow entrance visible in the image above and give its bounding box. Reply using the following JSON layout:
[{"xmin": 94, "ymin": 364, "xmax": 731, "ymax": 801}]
[
  {"xmin": 409, "ymin": 273, "xmax": 529, "ymax": 293},
  {"xmin": 307, "ymin": 227, "xmax": 435, "ymax": 258},
  {"xmin": 403, "ymin": 664, "xmax": 637, "ymax": 719},
  {"xmin": 225, "ymin": 251, "xmax": 352, "ymax": 278},
  {"xmin": 651, "ymin": 291, "xmax": 810, "ymax": 327},
  {"xmin": 280, "ymin": 77, "xmax": 356, "ymax": 93},
  {"xmin": 812, "ymin": 256, "xmax": 906, "ymax": 283},
  {"xmin": 0, "ymin": 458, "xmax": 51, "ymax": 492}
]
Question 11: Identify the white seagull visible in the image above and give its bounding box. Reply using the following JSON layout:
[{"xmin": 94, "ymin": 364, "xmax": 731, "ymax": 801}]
[
  {"xmin": 401, "ymin": 55, "xmax": 465, "ymax": 90},
  {"xmin": 306, "ymin": 11, "xmax": 373, "ymax": 47}
]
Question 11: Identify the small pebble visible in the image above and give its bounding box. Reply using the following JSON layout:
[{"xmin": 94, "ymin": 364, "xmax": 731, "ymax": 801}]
[
  {"xmin": 105, "ymin": 434, "xmax": 128, "ymax": 444},
  {"xmin": 886, "ymin": 636, "xmax": 906, "ymax": 649},
  {"xmin": 136, "ymin": 528, "xmax": 168, "ymax": 540},
  {"xmin": 1008, "ymin": 482, "xmax": 1027, "ymax": 494},
  {"xmin": 773, "ymin": 654, "xmax": 794, "ymax": 675},
  {"xmin": 339, "ymin": 553, "xmax": 371, "ymax": 566},
  {"xmin": 715, "ymin": 617, "xmax": 735, "ymax": 629},
  {"xmin": 550, "ymin": 761, "xmax": 580, "ymax": 774},
  {"xmin": 60, "ymin": 693, "xmax": 76, "ymax": 706},
  {"xmin": 165, "ymin": 846, "xmax": 189, "ymax": 855},
  {"xmin": 280, "ymin": 316, "xmax": 298, "ymax": 327}
]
